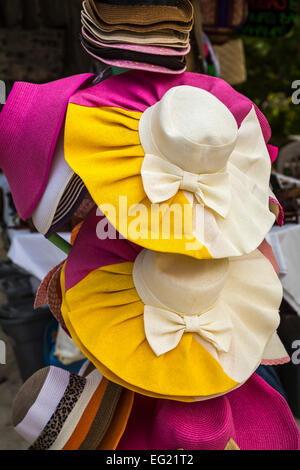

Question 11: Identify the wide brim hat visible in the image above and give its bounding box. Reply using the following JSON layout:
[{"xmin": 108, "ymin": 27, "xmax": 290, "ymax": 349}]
[
  {"xmin": 81, "ymin": 14, "xmax": 190, "ymax": 46},
  {"xmin": 12, "ymin": 365, "xmax": 134, "ymax": 450},
  {"xmin": 64, "ymin": 70, "xmax": 282, "ymax": 260},
  {"xmin": 83, "ymin": 0, "xmax": 193, "ymax": 32},
  {"xmin": 0, "ymin": 73, "xmax": 94, "ymax": 221},
  {"xmin": 60, "ymin": 207, "xmax": 288, "ymax": 402},
  {"xmin": 31, "ymin": 125, "xmax": 87, "ymax": 236},
  {"xmin": 117, "ymin": 373, "xmax": 300, "ymax": 450},
  {"xmin": 94, "ymin": 0, "xmax": 180, "ymax": 4}
]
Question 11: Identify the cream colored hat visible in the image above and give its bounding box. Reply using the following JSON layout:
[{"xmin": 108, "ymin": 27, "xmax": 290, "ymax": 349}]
[{"xmin": 139, "ymin": 85, "xmax": 275, "ymax": 258}]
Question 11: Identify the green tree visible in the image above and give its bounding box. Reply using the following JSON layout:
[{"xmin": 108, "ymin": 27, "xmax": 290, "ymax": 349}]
[{"xmin": 236, "ymin": 12, "xmax": 300, "ymax": 149}]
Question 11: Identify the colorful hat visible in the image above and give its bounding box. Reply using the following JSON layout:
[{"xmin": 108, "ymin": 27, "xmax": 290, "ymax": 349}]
[
  {"xmin": 12, "ymin": 365, "xmax": 134, "ymax": 450},
  {"xmin": 117, "ymin": 373, "xmax": 300, "ymax": 450},
  {"xmin": 60, "ymin": 207, "xmax": 288, "ymax": 402},
  {"xmin": 81, "ymin": 41, "xmax": 187, "ymax": 74},
  {"xmin": 64, "ymin": 70, "xmax": 282, "ymax": 260},
  {"xmin": 0, "ymin": 73, "xmax": 94, "ymax": 220},
  {"xmin": 31, "ymin": 125, "xmax": 87, "ymax": 236}
]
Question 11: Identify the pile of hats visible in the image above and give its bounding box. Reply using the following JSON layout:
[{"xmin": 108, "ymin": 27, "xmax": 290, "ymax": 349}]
[
  {"xmin": 80, "ymin": 0, "xmax": 193, "ymax": 73},
  {"xmin": 1, "ymin": 70, "xmax": 300, "ymax": 450}
]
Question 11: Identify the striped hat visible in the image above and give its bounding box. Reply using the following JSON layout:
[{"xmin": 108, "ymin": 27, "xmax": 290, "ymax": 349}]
[
  {"xmin": 12, "ymin": 365, "xmax": 134, "ymax": 450},
  {"xmin": 31, "ymin": 125, "xmax": 87, "ymax": 237}
]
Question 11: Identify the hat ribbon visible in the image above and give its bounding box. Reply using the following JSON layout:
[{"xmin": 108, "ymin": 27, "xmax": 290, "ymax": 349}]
[
  {"xmin": 141, "ymin": 154, "xmax": 231, "ymax": 218},
  {"xmin": 144, "ymin": 304, "xmax": 233, "ymax": 357}
]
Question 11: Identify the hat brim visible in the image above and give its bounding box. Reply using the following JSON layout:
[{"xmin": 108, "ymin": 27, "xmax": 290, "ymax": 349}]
[
  {"xmin": 117, "ymin": 373, "xmax": 300, "ymax": 450},
  {"xmin": 81, "ymin": 26, "xmax": 191, "ymax": 55},
  {"xmin": 60, "ymin": 249, "xmax": 282, "ymax": 400},
  {"xmin": 65, "ymin": 98, "xmax": 275, "ymax": 259},
  {"xmin": 81, "ymin": 10, "xmax": 190, "ymax": 45},
  {"xmin": 81, "ymin": 42, "xmax": 186, "ymax": 74},
  {"xmin": 88, "ymin": 0, "xmax": 193, "ymax": 25},
  {"xmin": 0, "ymin": 74, "xmax": 94, "ymax": 220}
]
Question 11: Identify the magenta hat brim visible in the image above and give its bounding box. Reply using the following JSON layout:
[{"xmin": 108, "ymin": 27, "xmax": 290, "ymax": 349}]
[{"xmin": 0, "ymin": 73, "xmax": 94, "ymax": 220}]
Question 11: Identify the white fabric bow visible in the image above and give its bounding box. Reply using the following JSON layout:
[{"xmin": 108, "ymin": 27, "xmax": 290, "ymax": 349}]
[
  {"xmin": 144, "ymin": 304, "xmax": 233, "ymax": 357},
  {"xmin": 141, "ymin": 154, "xmax": 231, "ymax": 218}
]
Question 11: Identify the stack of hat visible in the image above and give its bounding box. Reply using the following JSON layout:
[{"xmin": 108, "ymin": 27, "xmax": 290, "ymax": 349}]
[
  {"xmin": 80, "ymin": 0, "xmax": 193, "ymax": 73},
  {"xmin": 1, "ymin": 70, "xmax": 300, "ymax": 449},
  {"xmin": 0, "ymin": 74, "xmax": 96, "ymax": 236}
]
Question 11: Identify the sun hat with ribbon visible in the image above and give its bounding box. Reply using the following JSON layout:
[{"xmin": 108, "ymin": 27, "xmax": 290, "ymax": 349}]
[
  {"xmin": 81, "ymin": 26, "xmax": 191, "ymax": 55},
  {"xmin": 60, "ymin": 207, "xmax": 288, "ymax": 402},
  {"xmin": 117, "ymin": 373, "xmax": 300, "ymax": 450},
  {"xmin": 0, "ymin": 73, "xmax": 94, "ymax": 221},
  {"xmin": 64, "ymin": 70, "xmax": 282, "ymax": 260},
  {"xmin": 12, "ymin": 365, "xmax": 134, "ymax": 450}
]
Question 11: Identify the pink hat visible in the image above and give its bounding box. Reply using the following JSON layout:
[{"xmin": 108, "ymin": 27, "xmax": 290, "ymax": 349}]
[
  {"xmin": 117, "ymin": 373, "xmax": 300, "ymax": 450},
  {"xmin": 0, "ymin": 73, "xmax": 94, "ymax": 220}
]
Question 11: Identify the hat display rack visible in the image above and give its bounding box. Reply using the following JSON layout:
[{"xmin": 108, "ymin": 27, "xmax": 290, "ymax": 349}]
[{"xmin": 1, "ymin": 0, "xmax": 300, "ymax": 452}]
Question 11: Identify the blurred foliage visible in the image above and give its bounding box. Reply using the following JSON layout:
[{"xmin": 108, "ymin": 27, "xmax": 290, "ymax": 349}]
[{"xmin": 236, "ymin": 10, "xmax": 300, "ymax": 148}]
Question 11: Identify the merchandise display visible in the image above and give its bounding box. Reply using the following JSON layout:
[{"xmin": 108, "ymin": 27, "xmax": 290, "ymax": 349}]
[{"xmin": 0, "ymin": 0, "xmax": 299, "ymax": 453}]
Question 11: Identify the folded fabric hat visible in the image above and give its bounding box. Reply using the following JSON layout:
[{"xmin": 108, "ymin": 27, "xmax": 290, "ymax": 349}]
[
  {"xmin": 0, "ymin": 74, "xmax": 94, "ymax": 221},
  {"xmin": 60, "ymin": 207, "xmax": 287, "ymax": 402},
  {"xmin": 81, "ymin": 26, "xmax": 191, "ymax": 55},
  {"xmin": 81, "ymin": 41, "xmax": 186, "ymax": 74},
  {"xmin": 64, "ymin": 70, "xmax": 281, "ymax": 260},
  {"xmin": 88, "ymin": 0, "xmax": 193, "ymax": 24},
  {"xmin": 117, "ymin": 373, "xmax": 300, "ymax": 450},
  {"xmin": 34, "ymin": 260, "xmax": 68, "ymax": 334},
  {"xmin": 31, "ymin": 125, "xmax": 87, "ymax": 236},
  {"xmin": 80, "ymin": 36, "xmax": 187, "ymax": 69},
  {"xmin": 81, "ymin": 16, "xmax": 190, "ymax": 46},
  {"xmin": 12, "ymin": 365, "xmax": 134, "ymax": 450}
]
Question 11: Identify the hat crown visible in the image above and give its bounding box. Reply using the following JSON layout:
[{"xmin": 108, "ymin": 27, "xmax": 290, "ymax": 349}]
[
  {"xmin": 145, "ymin": 86, "xmax": 238, "ymax": 174},
  {"xmin": 134, "ymin": 250, "xmax": 229, "ymax": 315}
]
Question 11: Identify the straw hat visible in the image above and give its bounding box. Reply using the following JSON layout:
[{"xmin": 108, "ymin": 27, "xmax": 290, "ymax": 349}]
[
  {"xmin": 64, "ymin": 71, "xmax": 282, "ymax": 259},
  {"xmin": 0, "ymin": 74, "xmax": 93, "ymax": 220}
]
